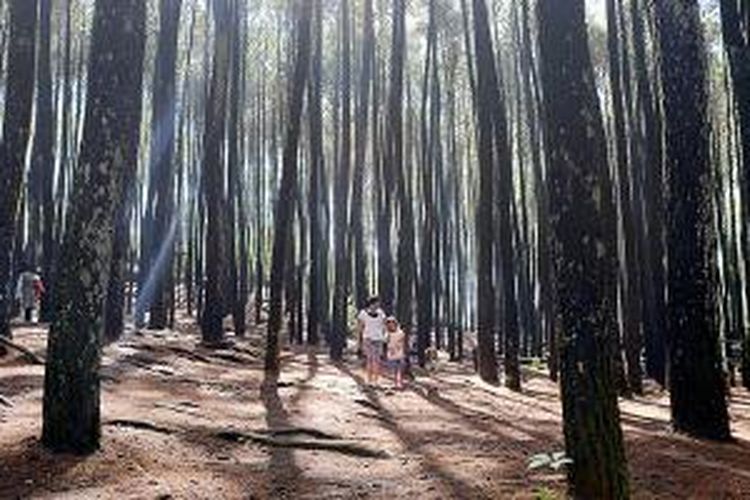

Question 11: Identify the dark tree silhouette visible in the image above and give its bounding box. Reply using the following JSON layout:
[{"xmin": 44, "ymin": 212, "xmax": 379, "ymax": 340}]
[
  {"xmin": 265, "ymin": 0, "xmax": 313, "ymax": 372},
  {"xmin": 720, "ymin": 0, "xmax": 750, "ymax": 389},
  {"xmin": 537, "ymin": 0, "xmax": 629, "ymax": 496},
  {"xmin": 42, "ymin": 0, "xmax": 146, "ymax": 454},
  {"xmin": 201, "ymin": 0, "xmax": 232, "ymax": 345},
  {"xmin": 0, "ymin": 0, "xmax": 37, "ymax": 343},
  {"xmin": 655, "ymin": 0, "xmax": 731, "ymax": 441}
]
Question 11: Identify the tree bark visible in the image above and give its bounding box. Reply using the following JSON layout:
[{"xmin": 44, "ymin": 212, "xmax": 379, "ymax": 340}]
[
  {"xmin": 201, "ymin": 0, "xmax": 232, "ymax": 345},
  {"xmin": 0, "ymin": 0, "xmax": 37, "ymax": 342},
  {"xmin": 655, "ymin": 0, "xmax": 731, "ymax": 441},
  {"xmin": 537, "ymin": 0, "xmax": 629, "ymax": 496},
  {"xmin": 265, "ymin": 0, "xmax": 313, "ymax": 372},
  {"xmin": 147, "ymin": 0, "xmax": 182, "ymax": 330},
  {"xmin": 42, "ymin": 0, "xmax": 146, "ymax": 454}
]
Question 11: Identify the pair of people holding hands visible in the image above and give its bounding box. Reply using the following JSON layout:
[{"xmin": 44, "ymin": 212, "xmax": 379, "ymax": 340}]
[{"xmin": 356, "ymin": 296, "xmax": 406, "ymax": 390}]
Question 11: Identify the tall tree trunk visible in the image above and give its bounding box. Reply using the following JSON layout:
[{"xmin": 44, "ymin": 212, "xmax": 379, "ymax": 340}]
[
  {"xmin": 606, "ymin": 0, "xmax": 643, "ymax": 396},
  {"xmin": 472, "ymin": 0, "xmax": 518, "ymax": 386},
  {"xmin": 720, "ymin": 0, "xmax": 750, "ymax": 390},
  {"xmin": 349, "ymin": 0, "xmax": 374, "ymax": 312},
  {"xmin": 32, "ymin": 0, "xmax": 54, "ymax": 322},
  {"xmin": 147, "ymin": 0, "xmax": 182, "ymax": 330},
  {"xmin": 537, "ymin": 0, "xmax": 629, "ymax": 496},
  {"xmin": 201, "ymin": 0, "xmax": 232, "ymax": 345},
  {"xmin": 307, "ymin": 0, "xmax": 325, "ymax": 346},
  {"xmin": 265, "ymin": 0, "xmax": 313, "ymax": 372},
  {"xmin": 655, "ymin": 0, "xmax": 731, "ymax": 441},
  {"xmin": 331, "ymin": 0, "xmax": 352, "ymax": 361},
  {"xmin": 392, "ymin": 0, "xmax": 414, "ymax": 346},
  {"xmin": 632, "ymin": 0, "xmax": 666, "ymax": 386},
  {"xmin": 42, "ymin": 0, "xmax": 146, "ymax": 454},
  {"xmin": 46, "ymin": 0, "xmax": 74, "ymax": 323},
  {"xmin": 0, "ymin": 0, "xmax": 37, "ymax": 342}
]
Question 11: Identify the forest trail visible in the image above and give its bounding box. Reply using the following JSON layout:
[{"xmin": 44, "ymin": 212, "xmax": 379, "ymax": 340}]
[{"xmin": 2, "ymin": 321, "xmax": 750, "ymax": 499}]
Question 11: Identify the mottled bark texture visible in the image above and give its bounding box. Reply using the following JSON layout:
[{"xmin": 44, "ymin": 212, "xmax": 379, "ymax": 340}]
[
  {"xmin": 42, "ymin": 0, "xmax": 146, "ymax": 454},
  {"xmin": 537, "ymin": 0, "xmax": 629, "ymax": 497},
  {"xmin": 655, "ymin": 0, "xmax": 731, "ymax": 441}
]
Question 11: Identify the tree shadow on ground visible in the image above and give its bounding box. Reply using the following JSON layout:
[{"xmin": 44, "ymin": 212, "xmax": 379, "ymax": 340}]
[
  {"xmin": 261, "ymin": 369, "xmax": 304, "ymax": 498},
  {"xmin": 0, "ymin": 373, "xmax": 44, "ymax": 399},
  {"xmin": 410, "ymin": 379, "xmax": 561, "ymax": 450},
  {"xmin": 336, "ymin": 362, "xmax": 492, "ymax": 500},
  {"xmin": 0, "ymin": 437, "xmax": 85, "ymax": 498}
]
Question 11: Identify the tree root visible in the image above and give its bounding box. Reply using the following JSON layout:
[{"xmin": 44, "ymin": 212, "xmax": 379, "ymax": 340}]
[
  {"xmin": 356, "ymin": 411, "xmax": 394, "ymax": 425},
  {"xmin": 257, "ymin": 427, "xmax": 341, "ymax": 440},
  {"xmin": 0, "ymin": 393, "xmax": 13, "ymax": 407},
  {"xmin": 104, "ymin": 419, "xmax": 177, "ymax": 435},
  {"xmin": 102, "ymin": 419, "xmax": 386, "ymax": 458},
  {"xmin": 209, "ymin": 351, "xmax": 253, "ymax": 364},
  {"xmin": 354, "ymin": 398, "xmax": 381, "ymax": 412},
  {"xmin": 0, "ymin": 336, "xmax": 45, "ymax": 365},
  {"xmin": 215, "ymin": 428, "xmax": 388, "ymax": 458},
  {"xmin": 166, "ymin": 346, "xmax": 213, "ymax": 364}
]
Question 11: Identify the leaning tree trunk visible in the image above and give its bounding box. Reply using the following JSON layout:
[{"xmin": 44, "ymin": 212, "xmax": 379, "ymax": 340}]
[
  {"xmin": 42, "ymin": 0, "xmax": 146, "ymax": 454},
  {"xmin": 655, "ymin": 0, "xmax": 731, "ymax": 441},
  {"xmin": 0, "ymin": 0, "xmax": 37, "ymax": 342},
  {"xmin": 265, "ymin": 0, "xmax": 313, "ymax": 372},
  {"xmin": 537, "ymin": 0, "xmax": 629, "ymax": 497}
]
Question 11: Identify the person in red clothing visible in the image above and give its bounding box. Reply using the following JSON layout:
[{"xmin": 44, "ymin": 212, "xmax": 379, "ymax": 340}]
[{"xmin": 15, "ymin": 266, "xmax": 44, "ymax": 323}]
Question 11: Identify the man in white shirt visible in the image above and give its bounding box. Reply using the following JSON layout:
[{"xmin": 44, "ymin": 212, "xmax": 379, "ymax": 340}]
[{"xmin": 357, "ymin": 296, "xmax": 386, "ymax": 385}]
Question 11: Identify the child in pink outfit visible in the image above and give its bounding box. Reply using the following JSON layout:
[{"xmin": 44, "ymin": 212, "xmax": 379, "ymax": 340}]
[{"xmin": 385, "ymin": 317, "xmax": 406, "ymax": 389}]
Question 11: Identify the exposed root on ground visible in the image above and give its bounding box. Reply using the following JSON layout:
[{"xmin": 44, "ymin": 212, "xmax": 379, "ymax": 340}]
[
  {"xmin": 0, "ymin": 336, "xmax": 45, "ymax": 365},
  {"xmin": 103, "ymin": 417, "xmax": 387, "ymax": 459},
  {"xmin": 104, "ymin": 419, "xmax": 177, "ymax": 435},
  {"xmin": 215, "ymin": 429, "xmax": 388, "ymax": 459}
]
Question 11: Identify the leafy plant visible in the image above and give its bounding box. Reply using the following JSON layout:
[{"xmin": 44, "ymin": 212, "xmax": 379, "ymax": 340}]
[
  {"xmin": 533, "ymin": 486, "xmax": 561, "ymax": 500},
  {"xmin": 528, "ymin": 451, "xmax": 573, "ymax": 472}
]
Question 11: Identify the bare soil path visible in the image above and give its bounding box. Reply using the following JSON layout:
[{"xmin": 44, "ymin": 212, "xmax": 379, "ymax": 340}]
[{"xmin": 2, "ymin": 321, "xmax": 750, "ymax": 499}]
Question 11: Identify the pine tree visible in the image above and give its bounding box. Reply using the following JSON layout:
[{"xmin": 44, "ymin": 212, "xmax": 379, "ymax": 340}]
[
  {"xmin": 655, "ymin": 0, "xmax": 731, "ymax": 441},
  {"xmin": 201, "ymin": 0, "xmax": 233, "ymax": 345},
  {"xmin": 0, "ymin": 0, "xmax": 37, "ymax": 344},
  {"xmin": 537, "ymin": 0, "xmax": 629, "ymax": 496},
  {"xmin": 42, "ymin": 0, "xmax": 146, "ymax": 454},
  {"xmin": 265, "ymin": 0, "xmax": 313, "ymax": 372}
]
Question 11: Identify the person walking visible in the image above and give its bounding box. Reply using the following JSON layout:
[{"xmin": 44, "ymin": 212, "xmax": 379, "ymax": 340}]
[
  {"xmin": 15, "ymin": 266, "xmax": 44, "ymax": 323},
  {"xmin": 357, "ymin": 296, "xmax": 386, "ymax": 386}
]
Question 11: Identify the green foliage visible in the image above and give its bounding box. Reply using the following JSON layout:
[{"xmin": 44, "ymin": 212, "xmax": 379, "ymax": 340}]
[{"xmin": 533, "ymin": 486, "xmax": 561, "ymax": 500}]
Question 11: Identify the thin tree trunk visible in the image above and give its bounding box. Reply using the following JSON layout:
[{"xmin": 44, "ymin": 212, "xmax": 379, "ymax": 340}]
[
  {"xmin": 0, "ymin": 0, "xmax": 37, "ymax": 342},
  {"xmin": 265, "ymin": 0, "xmax": 313, "ymax": 372}
]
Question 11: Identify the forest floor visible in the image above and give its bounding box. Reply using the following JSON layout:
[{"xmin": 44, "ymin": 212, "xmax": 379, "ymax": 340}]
[{"xmin": 2, "ymin": 317, "xmax": 750, "ymax": 499}]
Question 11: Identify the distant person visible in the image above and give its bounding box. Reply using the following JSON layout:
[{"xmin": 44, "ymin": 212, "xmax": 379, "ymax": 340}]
[
  {"xmin": 357, "ymin": 296, "xmax": 386, "ymax": 386},
  {"xmin": 385, "ymin": 317, "xmax": 406, "ymax": 390},
  {"xmin": 15, "ymin": 267, "xmax": 44, "ymax": 323}
]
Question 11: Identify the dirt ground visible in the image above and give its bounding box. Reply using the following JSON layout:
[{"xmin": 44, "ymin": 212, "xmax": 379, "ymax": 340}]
[{"xmin": 2, "ymin": 319, "xmax": 750, "ymax": 499}]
